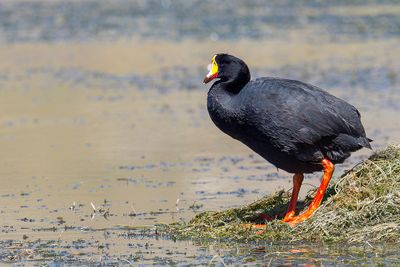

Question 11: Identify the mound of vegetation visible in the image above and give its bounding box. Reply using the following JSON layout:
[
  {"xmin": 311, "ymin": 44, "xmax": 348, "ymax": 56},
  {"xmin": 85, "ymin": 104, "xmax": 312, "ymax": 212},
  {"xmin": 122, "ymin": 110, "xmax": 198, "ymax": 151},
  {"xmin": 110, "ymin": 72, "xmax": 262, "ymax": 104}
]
[{"xmin": 162, "ymin": 145, "xmax": 400, "ymax": 243}]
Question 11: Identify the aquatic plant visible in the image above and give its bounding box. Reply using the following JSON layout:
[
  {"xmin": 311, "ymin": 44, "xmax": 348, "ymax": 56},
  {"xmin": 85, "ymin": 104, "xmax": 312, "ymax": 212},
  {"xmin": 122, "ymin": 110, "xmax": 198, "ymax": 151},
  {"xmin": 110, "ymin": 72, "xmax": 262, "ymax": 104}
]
[{"xmin": 162, "ymin": 145, "xmax": 400, "ymax": 243}]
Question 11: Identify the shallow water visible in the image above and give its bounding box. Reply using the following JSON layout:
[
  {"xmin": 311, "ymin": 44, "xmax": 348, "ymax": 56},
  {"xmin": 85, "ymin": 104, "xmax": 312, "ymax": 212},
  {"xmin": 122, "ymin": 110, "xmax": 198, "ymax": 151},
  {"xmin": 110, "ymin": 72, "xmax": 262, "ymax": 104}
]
[{"xmin": 0, "ymin": 0, "xmax": 399, "ymax": 265}]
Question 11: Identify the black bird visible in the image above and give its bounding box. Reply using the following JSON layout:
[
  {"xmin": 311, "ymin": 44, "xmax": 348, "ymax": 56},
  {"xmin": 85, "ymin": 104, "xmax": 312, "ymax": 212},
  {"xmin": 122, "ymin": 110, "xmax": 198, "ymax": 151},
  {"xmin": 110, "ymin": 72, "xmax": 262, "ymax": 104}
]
[{"xmin": 203, "ymin": 54, "xmax": 371, "ymax": 224}]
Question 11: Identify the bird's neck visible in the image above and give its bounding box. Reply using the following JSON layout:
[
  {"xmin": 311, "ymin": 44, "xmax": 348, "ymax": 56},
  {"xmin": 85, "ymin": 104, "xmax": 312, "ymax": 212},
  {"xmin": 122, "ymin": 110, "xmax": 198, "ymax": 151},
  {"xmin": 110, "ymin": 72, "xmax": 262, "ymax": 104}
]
[
  {"xmin": 207, "ymin": 76, "xmax": 249, "ymax": 119},
  {"xmin": 208, "ymin": 82, "xmax": 233, "ymax": 103},
  {"xmin": 207, "ymin": 82, "xmax": 237, "ymax": 119},
  {"xmin": 219, "ymin": 76, "xmax": 248, "ymax": 94},
  {"xmin": 207, "ymin": 82, "xmax": 245, "ymax": 139}
]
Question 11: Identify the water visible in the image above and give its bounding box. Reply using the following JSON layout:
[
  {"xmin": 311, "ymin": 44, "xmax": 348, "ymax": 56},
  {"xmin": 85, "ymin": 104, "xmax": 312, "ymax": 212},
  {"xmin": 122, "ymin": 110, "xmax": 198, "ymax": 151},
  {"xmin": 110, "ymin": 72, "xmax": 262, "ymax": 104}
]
[
  {"xmin": 1, "ymin": 0, "xmax": 400, "ymax": 42},
  {"xmin": 0, "ymin": 0, "xmax": 399, "ymax": 265}
]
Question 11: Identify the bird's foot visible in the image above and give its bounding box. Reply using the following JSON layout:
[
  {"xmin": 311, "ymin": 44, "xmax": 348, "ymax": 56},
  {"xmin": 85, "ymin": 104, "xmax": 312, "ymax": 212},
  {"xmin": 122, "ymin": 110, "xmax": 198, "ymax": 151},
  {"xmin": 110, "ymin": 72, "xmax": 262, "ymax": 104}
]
[
  {"xmin": 285, "ymin": 214, "xmax": 310, "ymax": 226},
  {"xmin": 282, "ymin": 210, "xmax": 296, "ymax": 222},
  {"xmin": 283, "ymin": 205, "xmax": 318, "ymax": 226}
]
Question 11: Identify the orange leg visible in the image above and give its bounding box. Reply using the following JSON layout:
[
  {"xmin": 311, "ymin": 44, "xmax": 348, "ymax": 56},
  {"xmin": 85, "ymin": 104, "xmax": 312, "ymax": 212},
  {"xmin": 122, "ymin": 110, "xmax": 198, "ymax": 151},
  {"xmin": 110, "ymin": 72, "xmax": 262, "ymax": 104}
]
[
  {"xmin": 283, "ymin": 173, "xmax": 304, "ymax": 222},
  {"xmin": 244, "ymin": 173, "xmax": 304, "ymax": 233},
  {"xmin": 287, "ymin": 159, "xmax": 335, "ymax": 225}
]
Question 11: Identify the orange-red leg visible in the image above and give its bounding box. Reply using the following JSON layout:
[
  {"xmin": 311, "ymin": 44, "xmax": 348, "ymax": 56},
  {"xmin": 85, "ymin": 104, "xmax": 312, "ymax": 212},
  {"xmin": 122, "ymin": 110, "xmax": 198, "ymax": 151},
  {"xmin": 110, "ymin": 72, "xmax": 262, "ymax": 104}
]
[
  {"xmin": 245, "ymin": 173, "xmax": 304, "ymax": 233},
  {"xmin": 287, "ymin": 159, "xmax": 335, "ymax": 225},
  {"xmin": 283, "ymin": 173, "xmax": 304, "ymax": 222}
]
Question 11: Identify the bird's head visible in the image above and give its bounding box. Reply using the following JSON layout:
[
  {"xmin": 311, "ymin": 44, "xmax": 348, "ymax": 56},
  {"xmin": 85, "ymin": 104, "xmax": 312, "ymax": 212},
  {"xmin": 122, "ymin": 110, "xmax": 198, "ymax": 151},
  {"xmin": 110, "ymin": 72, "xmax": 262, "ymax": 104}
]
[{"xmin": 203, "ymin": 54, "xmax": 250, "ymax": 88}]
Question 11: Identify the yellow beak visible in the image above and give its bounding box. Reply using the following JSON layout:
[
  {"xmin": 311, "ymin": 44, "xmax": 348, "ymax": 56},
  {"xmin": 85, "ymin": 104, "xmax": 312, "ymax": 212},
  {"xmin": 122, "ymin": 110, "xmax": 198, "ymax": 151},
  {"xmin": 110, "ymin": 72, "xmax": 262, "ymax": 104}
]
[{"xmin": 203, "ymin": 55, "xmax": 219, "ymax": 84}]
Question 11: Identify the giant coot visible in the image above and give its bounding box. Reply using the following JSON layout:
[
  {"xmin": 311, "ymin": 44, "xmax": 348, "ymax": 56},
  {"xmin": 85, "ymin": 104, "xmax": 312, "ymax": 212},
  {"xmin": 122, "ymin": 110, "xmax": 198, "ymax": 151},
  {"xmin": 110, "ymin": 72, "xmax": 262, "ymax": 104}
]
[{"xmin": 203, "ymin": 54, "xmax": 371, "ymax": 225}]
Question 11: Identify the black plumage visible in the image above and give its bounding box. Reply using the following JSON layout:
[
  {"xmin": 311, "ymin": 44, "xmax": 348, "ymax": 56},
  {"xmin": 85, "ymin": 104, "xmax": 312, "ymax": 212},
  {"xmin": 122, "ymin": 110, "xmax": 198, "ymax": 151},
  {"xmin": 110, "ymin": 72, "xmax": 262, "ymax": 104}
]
[{"xmin": 206, "ymin": 54, "xmax": 371, "ymax": 174}]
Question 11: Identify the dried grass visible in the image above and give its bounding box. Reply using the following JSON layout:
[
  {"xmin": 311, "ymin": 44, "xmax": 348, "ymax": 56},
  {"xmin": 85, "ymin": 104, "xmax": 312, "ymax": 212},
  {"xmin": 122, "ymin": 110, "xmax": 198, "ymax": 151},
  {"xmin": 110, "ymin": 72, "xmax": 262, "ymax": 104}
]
[{"xmin": 161, "ymin": 145, "xmax": 400, "ymax": 244}]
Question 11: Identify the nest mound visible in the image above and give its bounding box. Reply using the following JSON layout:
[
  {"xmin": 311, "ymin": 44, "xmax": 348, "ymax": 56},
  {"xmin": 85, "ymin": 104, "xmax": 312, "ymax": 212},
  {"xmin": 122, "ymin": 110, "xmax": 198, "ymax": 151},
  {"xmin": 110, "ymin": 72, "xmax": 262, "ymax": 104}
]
[{"xmin": 163, "ymin": 145, "xmax": 400, "ymax": 243}]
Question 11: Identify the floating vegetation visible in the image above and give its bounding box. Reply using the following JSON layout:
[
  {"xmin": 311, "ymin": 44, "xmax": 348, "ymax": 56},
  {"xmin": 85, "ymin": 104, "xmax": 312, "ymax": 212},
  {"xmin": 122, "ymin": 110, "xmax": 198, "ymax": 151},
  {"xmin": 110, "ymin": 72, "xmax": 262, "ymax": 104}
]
[{"xmin": 161, "ymin": 145, "xmax": 400, "ymax": 243}]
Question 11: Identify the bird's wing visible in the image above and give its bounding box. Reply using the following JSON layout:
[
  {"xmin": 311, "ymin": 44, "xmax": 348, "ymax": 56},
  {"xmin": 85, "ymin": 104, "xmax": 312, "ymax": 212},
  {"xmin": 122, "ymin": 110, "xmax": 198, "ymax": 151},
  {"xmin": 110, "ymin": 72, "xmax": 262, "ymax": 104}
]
[{"xmin": 241, "ymin": 78, "xmax": 367, "ymax": 156}]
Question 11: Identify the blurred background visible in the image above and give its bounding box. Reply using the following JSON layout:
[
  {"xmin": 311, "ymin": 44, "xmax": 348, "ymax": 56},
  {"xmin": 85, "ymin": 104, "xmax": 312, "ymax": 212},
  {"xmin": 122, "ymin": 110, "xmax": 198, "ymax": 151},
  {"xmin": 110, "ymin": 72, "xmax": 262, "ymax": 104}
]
[{"xmin": 0, "ymin": 0, "xmax": 399, "ymax": 265}]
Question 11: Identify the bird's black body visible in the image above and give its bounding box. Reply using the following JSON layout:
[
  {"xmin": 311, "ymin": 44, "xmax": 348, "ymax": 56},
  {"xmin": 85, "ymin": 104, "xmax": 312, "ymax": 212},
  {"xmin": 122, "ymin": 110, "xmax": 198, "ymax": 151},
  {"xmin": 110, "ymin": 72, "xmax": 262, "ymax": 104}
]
[{"xmin": 207, "ymin": 54, "xmax": 371, "ymax": 174}]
